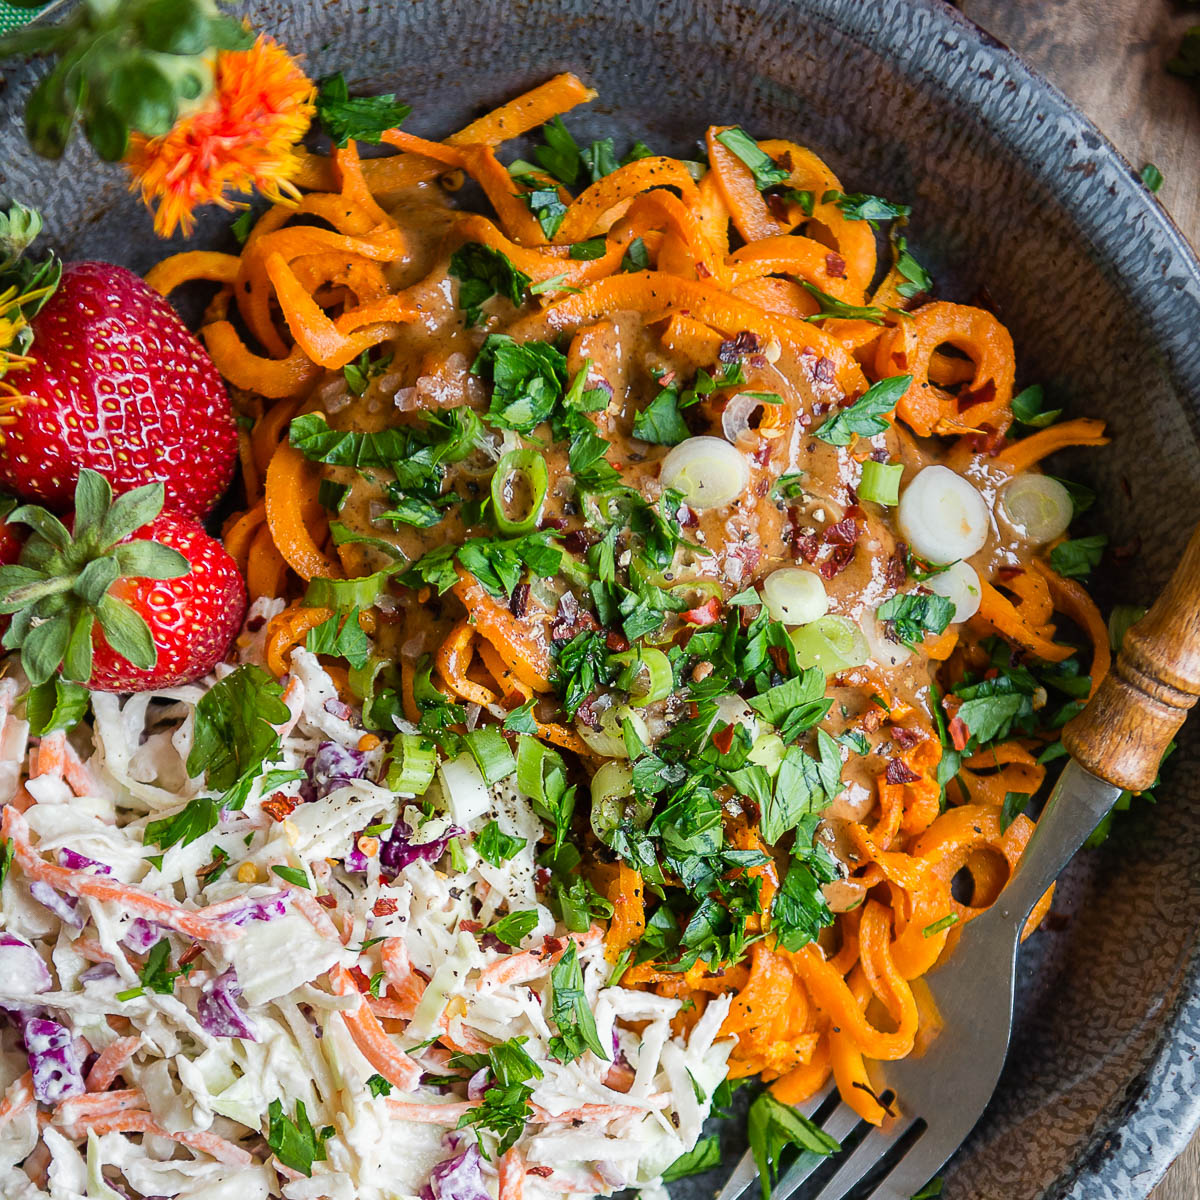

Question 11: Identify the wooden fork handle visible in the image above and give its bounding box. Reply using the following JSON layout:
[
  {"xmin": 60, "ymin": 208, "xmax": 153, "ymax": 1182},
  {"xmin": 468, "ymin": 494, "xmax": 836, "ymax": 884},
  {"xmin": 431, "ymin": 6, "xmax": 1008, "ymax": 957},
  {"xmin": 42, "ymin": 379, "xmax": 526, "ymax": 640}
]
[{"xmin": 1063, "ymin": 521, "xmax": 1200, "ymax": 792}]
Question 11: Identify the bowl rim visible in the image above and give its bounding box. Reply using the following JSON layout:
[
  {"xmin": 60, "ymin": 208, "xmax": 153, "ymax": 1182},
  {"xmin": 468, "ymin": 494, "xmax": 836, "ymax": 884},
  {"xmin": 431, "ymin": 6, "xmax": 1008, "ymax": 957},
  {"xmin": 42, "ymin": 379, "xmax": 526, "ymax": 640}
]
[{"xmin": 825, "ymin": 0, "xmax": 1200, "ymax": 1193}]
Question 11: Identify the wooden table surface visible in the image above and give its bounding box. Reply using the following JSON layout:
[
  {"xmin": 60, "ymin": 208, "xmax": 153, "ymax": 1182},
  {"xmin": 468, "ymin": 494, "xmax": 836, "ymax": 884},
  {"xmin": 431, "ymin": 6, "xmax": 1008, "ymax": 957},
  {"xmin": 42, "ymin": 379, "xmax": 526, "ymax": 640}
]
[{"xmin": 955, "ymin": 4, "xmax": 1200, "ymax": 1196}]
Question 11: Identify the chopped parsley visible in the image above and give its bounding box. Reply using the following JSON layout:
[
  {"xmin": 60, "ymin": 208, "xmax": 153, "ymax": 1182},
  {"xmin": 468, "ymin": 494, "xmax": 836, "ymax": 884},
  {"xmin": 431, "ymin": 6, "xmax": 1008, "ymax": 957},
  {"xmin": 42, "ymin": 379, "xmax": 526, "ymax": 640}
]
[
  {"xmin": 116, "ymin": 938, "xmax": 191, "ymax": 1001},
  {"xmin": 876, "ymin": 592, "xmax": 954, "ymax": 648},
  {"xmin": 305, "ymin": 608, "xmax": 370, "ymax": 669},
  {"xmin": 474, "ymin": 820, "xmax": 527, "ymax": 865},
  {"xmin": 715, "ymin": 127, "xmax": 789, "ymax": 190},
  {"xmin": 822, "ymin": 188, "xmax": 911, "ymax": 226},
  {"xmin": 548, "ymin": 941, "xmax": 609, "ymax": 1063},
  {"xmin": 266, "ymin": 1098, "xmax": 334, "ymax": 1176},
  {"xmin": 315, "ymin": 72, "xmax": 410, "ymax": 147},
  {"xmin": 801, "ymin": 281, "xmax": 887, "ymax": 325},
  {"xmin": 815, "ymin": 375, "xmax": 912, "ymax": 446},
  {"xmin": 449, "ymin": 243, "xmax": 531, "ymax": 327},
  {"xmin": 455, "ymin": 1037, "xmax": 543, "ymax": 1157},
  {"xmin": 1049, "ymin": 535, "xmax": 1107, "ymax": 579},
  {"xmin": 747, "ymin": 1091, "xmax": 840, "ymax": 1200}
]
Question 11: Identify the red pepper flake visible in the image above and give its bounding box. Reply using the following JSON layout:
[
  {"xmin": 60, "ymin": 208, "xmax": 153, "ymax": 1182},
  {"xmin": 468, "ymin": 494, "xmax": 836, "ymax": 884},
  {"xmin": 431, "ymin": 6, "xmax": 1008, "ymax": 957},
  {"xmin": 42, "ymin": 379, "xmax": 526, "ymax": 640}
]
[
  {"xmin": 884, "ymin": 546, "xmax": 907, "ymax": 589},
  {"xmin": 695, "ymin": 261, "xmax": 712, "ymax": 279},
  {"xmin": 819, "ymin": 544, "xmax": 856, "ymax": 579},
  {"xmin": 679, "ymin": 504, "xmax": 698, "ymax": 528},
  {"xmin": 682, "ymin": 596, "xmax": 722, "ymax": 625},
  {"xmin": 509, "ymin": 582, "xmax": 530, "ymax": 619},
  {"xmin": 551, "ymin": 592, "xmax": 600, "ymax": 642},
  {"xmin": 813, "ymin": 356, "xmax": 836, "ymax": 384},
  {"xmin": 542, "ymin": 935, "xmax": 565, "ymax": 955},
  {"xmin": 659, "ymin": 370, "xmax": 677, "ymax": 386},
  {"xmin": 712, "ymin": 724, "xmax": 735, "ymax": 755},
  {"xmin": 315, "ymin": 893, "xmax": 338, "ymax": 909},
  {"xmin": 261, "ymin": 792, "xmax": 299, "ymax": 823},
  {"xmin": 792, "ymin": 532, "xmax": 821, "ymax": 563},
  {"xmin": 372, "ymin": 897, "xmax": 398, "ymax": 917},
  {"xmin": 459, "ymin": 920, "xmax": 482, "ymax": 933},
  {"xmin": 960, "ymin": 379, "xmax": 996, "ymax": 411},
  {"xmin": 348, "ymin": 966, "xmax": 372, "ymax": 992},
  {"xmin": 823, "ymin": 516, "xmax": 860, "ymax": 547},
  {"xmin": 527, "ymin": 1167, "xmax": 554, "ymax": 1179},
  {"xmin": 885, "ymin": 758, "xmax": 922, "ymax": 785},
  {"xmin": 1112, "ymin": 537, "xmax": 1141, "ymax": 561},
  {"xmin": 178, "ymin": 944, "xmax": 203, "ymax": 969},
  {"xmin": 824, "ymin": 252, "xmax": 847, "ymax": 279},
  {"xmin": 718, "ymin": 331, "xmax": 760, "ymax": 361},
  {"xmin": 948, "ymin": 716, "xmax": 970, "ymax": 752},
  {"xmin": 996, "ymin": 565, "xmax": 1024, "ymax": 582},
  {"xmin": 605, "ymin": 630, "xmax": 630, "ymax": 652},
  {"xmin": 890, "ymin": 725, "xmax": 924, "ymax": 750}
]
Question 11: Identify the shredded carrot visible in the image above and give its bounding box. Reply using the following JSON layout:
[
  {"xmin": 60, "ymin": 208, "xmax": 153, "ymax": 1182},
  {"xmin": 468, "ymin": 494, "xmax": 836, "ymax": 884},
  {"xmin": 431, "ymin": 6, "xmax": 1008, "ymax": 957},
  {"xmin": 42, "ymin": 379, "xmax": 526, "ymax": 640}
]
[
  {"xmin": 329, "ymin": 965, "xmax": 422, "ymax": 1090},
  {"xmin": 82, "ymin": 1110, "xmax": 252, "ymax": 1166},
  {"xmin": 0, "ymin": 1071, "xmax": 33, "ymax": 1132},
  {"xmin": 1, "ymin": 807, "xmax": 243, "ymax": 944},
  {"xmin": 264, "ymin": 441, "xmax": 344, "ymax": 581},
  {"xmin": 85, "ymin": 1037, "xmax": 141, "ymax": 1092},
  {"xmin": 992, "ymin": 418, "xmax": 1110, "ymax": 474},
  {"xmin": 144, "ymin": 250, "xmax": 241, "ymax": 296}
]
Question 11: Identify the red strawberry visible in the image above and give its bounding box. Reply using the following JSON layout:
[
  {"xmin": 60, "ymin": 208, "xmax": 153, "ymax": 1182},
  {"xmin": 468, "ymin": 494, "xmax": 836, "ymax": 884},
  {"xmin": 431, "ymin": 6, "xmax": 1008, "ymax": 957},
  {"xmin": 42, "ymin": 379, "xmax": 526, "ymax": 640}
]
[
  {"xmin": 0, "ymin": 261, "xmax": 237, "ymax": 516},
  {"xmin": 0, "ymin": 470, "xmax": 246, "ymax": 692},
  {"xmin": 0, "ymin": 505, "xmax": 23, "ymax": 567}
]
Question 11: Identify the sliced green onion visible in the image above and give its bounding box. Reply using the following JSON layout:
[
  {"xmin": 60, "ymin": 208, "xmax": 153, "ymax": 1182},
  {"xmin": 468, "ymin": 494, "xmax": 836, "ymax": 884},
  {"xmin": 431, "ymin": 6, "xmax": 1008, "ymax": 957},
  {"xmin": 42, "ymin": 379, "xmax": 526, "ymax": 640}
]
[
  {"xmin": 668, "ymin": 579, "xmax": 724, "ymax": 607},
  {"xmin": 348, "ymin": 654, "xmax": 388, "ymax": 701},
  {"xmin": 761, "ymin": 567, "xmax": 829, "ymax": 626},
  {"xmin": 609, "ymin": 647, "xmax": 674, "ymax": 705},
  {"xmin": 576, "ymin": 704, "xmax": 648, "ymax": 758},
  {"xmin": 304, "ymin": 566, "xmax": 397, "ymax": 610},
  {"xmin": 589, "ymin": 761, "xmax": 633, "ymax": 842},
  {"xmin": 898, "ymin": 465, "xmax": 989, "ymax": 564},
  {"xmin": 748, "ymin": 731, "xmax": 786, "ymax": 774},
  {"xmin": 516, "ymin": 736, "xmax": 566, "ymax": 808},
  {"xmin": 858, "ymin": 459, "xmax": 903, "ymax": 506},
  {"xmin": 464, "ymin": 726, "xmax": 516, "ymax": 784},
  {"xmin": 490, "ymin": 449, "xmax": 549, "ymax": 534},
  {"xmin": 387, "ymin": 733, "xmax": 437, "ymax": 795},
  {"xmin": 659, "ymin": 435, "xmax": 750, "ymax": 510},
  {"xmin": 790, "ymin": 615, "xmax": 870, "ymax": 674},
  {"xmin": 999, "ymin": 473, "xmax": 1073, "ymax": 545},
  {"xmin": 926, "ymin": 560, "xmax": 982, "ymax": 623}
]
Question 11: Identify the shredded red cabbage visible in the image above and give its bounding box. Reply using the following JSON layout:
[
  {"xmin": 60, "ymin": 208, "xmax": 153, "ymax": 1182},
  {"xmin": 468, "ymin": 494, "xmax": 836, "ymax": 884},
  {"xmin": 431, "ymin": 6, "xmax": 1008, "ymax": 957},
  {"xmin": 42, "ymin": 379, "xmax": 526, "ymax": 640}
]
[
  {"xmin": 57, "ymin": 848, "xmax": 111, "ymax": 874},
  {"xmin": 196, "ymin": 968, "xmax": 258, "ymax": 1041},
  {"xmin": 380, "ymin": 821, "xmax": 464, "ymax": 877},
  {"xmin": 28, "ymin": 881, "xmax": 83, "ymax": 929},
  {"xmin": 429, "ymin": 1145, "xmax": 490, "ymax": 1200},
  {"xmin": 23, "ymin": 1016, "xmax": 86, "ymax": 1104},
  {"xmin": 217, "ymin": 894, "xmax": 289, "ymax": 926}
]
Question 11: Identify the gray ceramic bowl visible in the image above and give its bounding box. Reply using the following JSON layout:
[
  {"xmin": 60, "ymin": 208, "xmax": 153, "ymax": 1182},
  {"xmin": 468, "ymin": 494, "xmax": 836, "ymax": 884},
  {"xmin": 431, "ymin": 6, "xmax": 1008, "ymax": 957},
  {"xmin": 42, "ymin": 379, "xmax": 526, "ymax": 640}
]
[{"xmin": 3, "ymin": 1, "xmax": 1200, "ymax": 1196}]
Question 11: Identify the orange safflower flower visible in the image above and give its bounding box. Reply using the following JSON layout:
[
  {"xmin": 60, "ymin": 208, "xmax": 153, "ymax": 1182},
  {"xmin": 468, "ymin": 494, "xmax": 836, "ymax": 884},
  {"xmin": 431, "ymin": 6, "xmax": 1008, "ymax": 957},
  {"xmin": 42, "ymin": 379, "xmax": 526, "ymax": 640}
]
[{"xmin": 124, "ymin": 35, "xmax": 316, "ymax": 239}]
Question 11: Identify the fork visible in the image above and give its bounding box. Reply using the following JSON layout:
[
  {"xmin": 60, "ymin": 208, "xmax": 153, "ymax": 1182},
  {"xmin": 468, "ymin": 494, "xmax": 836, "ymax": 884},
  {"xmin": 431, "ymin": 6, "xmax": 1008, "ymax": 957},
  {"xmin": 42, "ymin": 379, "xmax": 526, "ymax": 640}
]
[{"xmin": 717, "ymin": 522, "xmax": 1200, "ymax": 1200}]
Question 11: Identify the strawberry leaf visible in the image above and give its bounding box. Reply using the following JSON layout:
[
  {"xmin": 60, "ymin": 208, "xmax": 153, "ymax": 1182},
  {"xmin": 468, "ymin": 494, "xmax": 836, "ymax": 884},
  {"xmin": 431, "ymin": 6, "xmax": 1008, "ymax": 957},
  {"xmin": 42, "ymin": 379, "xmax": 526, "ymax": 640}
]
[
  {"xmin": 23, "ymin": 614, "xmax": 70, "ymax": 685},
  {"xmin": 8, "ymin": 504, "xmax": 71, "ymax": 552},
  {"xmin": 95, "ymin": 594, "xmax": 156, "ymax": 669},
  {"xmin": 62, "ymin": 614, "xmax": 94, "ymax": 683},
  {"xmin": 99, "ymin": 481, "xmax": 165, "ymax": 546},
  {"xmin": 73, "ymin": 557, "xmax": 121, "ymax": 606},
  {"xmin": 113, "ymin": 541, "xmax": 189, "ymax": 580},
  {"xmin": 71, "ymin": 469, "xmax": 112, "ymax": 542}
]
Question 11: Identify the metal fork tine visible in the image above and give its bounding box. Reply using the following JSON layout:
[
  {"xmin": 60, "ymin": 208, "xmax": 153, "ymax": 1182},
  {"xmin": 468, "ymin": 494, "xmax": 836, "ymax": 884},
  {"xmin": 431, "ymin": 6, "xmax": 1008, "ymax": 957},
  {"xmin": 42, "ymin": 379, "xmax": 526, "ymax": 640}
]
[
  {"xmin": 716, "ymin": 1149, "xmax": 759, "ymax": 1200},
  {"xmin": 804, "ymin": 1116, "xmax": 919, "ymax": 1200},
  {"xmin": 715, "ymin": 1082, "xmax": 839, "ymax": 1200},
  {"xmin": 772, "ymin": 1103, "xmax": 864, "ymax": 1200},
  {"xmin": 858, "ymin": 1133, "xmax": 946, "ymax": 1200}
]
